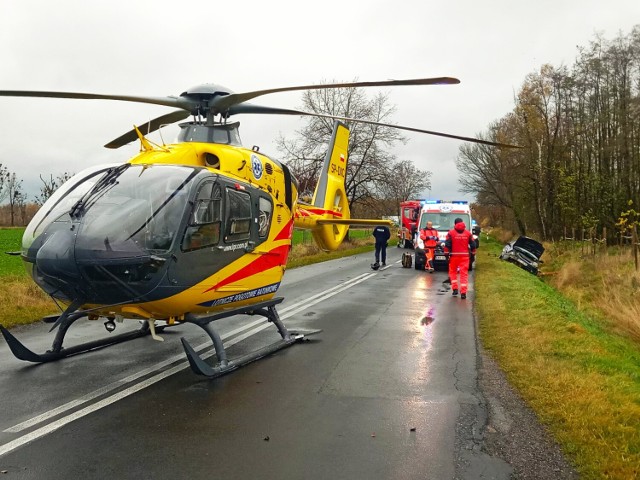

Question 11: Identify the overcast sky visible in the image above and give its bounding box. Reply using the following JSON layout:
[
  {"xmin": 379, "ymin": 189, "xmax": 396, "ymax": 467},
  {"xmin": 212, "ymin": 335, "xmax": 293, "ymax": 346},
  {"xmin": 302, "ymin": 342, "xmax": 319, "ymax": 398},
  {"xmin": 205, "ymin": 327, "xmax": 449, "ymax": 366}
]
[{"xmin": 1, "ymin": 0, "xmax": 639, "ymax": 202}]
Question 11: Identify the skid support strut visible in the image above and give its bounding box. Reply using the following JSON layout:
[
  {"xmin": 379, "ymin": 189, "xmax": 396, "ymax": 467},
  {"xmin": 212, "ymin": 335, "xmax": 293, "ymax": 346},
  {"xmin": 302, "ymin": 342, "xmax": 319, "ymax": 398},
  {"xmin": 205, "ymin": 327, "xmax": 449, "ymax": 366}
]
[
  {"xmin": 0, "ymin": 314, "xmax": 151, "ymax": 363},
  {"xmin": 180, "ymin": 297, "xmax": 319, "ymax": 378}
]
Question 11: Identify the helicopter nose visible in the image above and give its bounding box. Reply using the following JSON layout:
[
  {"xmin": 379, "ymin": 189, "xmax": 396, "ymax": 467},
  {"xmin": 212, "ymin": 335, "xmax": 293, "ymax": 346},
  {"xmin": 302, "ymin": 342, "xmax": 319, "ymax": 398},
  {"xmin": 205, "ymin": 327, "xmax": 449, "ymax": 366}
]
[{"xmin": 35, "ymin": 229, "xmax": 82, "ymax": 287}]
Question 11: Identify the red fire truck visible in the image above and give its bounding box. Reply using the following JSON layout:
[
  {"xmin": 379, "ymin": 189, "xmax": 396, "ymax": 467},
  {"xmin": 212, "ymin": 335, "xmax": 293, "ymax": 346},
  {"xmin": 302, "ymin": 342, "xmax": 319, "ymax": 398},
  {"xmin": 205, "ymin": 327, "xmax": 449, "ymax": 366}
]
[{"xmin": 396, "ymin": 200, "xmax": 424, "ymax": 249}]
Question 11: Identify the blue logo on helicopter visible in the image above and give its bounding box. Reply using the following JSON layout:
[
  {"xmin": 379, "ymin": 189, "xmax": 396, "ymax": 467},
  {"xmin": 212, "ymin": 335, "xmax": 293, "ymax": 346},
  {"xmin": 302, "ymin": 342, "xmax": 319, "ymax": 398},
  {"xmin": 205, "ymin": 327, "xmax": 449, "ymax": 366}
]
[{"xmin": 251, "ymin": 154, "xmax": 263, "ymax": 180}]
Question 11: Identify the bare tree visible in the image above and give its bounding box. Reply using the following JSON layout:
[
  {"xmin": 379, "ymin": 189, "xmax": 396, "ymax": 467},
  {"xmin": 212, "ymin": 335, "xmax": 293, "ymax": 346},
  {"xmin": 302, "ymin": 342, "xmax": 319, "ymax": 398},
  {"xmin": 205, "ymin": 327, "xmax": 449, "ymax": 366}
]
[
  {"xmin": 6, "ymin": 172, "xmax": 25, "ymax": 226},
  {"xmin": 35, "ymin": 172, "xmax": 73, "ymax": 206},
  {"xmin": 461, "ymin": 26, "xmax": 640, "ymax": 240},
  {"xmin": 275, "ymin": 81, "xmax": 407, "ymax": 209},
  {"xmin": 0, "ymin": 164, "xmax": 10, "ymax": 204},
  {"xmin": 377, "ymin": 159, "xmax": 431, "ymax": 205},
  {"xmin": 456, "ymin": 118, "xmax": 530, "ymax": 235}
]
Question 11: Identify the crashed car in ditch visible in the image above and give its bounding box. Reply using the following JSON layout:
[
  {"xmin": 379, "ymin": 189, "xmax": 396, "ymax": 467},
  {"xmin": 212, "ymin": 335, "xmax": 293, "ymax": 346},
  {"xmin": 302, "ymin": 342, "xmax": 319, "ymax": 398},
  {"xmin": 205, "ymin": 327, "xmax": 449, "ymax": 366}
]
[{"xmin": 499, "ymin": 236, "xmax": 544, "ymax": 275}]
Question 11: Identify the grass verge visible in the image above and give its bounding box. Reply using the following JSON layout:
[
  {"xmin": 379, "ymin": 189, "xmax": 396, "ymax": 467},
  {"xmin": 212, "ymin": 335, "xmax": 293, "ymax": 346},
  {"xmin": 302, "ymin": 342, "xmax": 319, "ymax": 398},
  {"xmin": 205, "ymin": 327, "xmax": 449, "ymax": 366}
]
[
  {"xmin": 287, "ymin": 237, "xmax": 378, "ymax": 269},
  {"xmin": 0, "ymin": 228, "xmax": 59, "ymax": 327},
  {"xmin": 544, "ymin": 244, "xmax": 640, "ymax": 342},
  {"xmin": 475, "ymin": 236, "xmax": 640, "ymax": 479},
  {"xmin": 0, "ymin": 275, "xmax": 59, "ymax": 328}
]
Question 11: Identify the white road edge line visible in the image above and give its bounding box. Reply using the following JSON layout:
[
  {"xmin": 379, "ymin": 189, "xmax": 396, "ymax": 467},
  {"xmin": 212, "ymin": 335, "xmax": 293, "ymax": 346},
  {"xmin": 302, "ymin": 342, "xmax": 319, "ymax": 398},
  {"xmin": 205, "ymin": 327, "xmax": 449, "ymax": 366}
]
[{"xmin": 0, "ymin": 270, "xmax": 376, "ymax": 455}]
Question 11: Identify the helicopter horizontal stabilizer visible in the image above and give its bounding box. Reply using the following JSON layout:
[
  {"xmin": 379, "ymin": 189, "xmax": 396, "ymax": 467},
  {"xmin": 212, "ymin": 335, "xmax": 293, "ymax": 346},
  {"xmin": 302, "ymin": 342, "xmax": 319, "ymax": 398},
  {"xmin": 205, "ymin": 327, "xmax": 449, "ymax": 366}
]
[{"xmin": 316, "ymin": 219, "xmax": 393, "ymax": 226}]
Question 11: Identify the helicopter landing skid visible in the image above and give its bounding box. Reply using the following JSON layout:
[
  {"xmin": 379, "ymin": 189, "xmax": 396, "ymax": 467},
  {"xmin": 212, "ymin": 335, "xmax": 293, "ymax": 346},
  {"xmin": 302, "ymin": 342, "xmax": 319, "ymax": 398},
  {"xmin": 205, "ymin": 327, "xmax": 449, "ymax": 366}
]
[
  {"xmin": 0, "ymin": 320, "xmax": 151, "ymax": 363},
  {"xmin": 180, "ymin": 297, "xmax": 321, "ymax": 378}
]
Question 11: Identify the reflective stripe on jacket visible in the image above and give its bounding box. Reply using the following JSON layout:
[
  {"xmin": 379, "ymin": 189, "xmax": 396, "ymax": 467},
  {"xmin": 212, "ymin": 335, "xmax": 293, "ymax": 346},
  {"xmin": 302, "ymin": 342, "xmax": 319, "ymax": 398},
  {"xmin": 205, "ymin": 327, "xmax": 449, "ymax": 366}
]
[{"xmin": 420, "ymin": 228, "xmax": 439, "ymax": 247}]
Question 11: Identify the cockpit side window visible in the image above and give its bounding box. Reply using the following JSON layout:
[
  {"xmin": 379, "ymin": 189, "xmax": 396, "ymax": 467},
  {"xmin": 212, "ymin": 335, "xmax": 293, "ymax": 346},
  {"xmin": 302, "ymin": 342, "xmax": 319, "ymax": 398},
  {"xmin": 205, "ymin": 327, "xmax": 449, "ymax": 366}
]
[
  {"xmin": 182, "ymin": 182, "xmax": 222, "ymax": 252},
  {"xmin": 225, "ymin": 187, "xmax": 251, "ymax": 243},
  {"xmin": 258, "ymin": 196, "xmax": 272, "ymax": 238}
]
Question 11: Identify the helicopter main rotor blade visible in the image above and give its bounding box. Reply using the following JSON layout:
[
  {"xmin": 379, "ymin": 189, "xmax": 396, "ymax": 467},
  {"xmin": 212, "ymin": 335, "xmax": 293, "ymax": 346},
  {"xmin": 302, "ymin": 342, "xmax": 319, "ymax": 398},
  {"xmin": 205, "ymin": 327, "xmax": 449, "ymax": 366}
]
[
  {"xmin": 228, "ymin": 104, "xmax": 523, "ymax": 149},
  {"xmin": 104, "ymin": 110, "xmax": 191, "ymax": 149},
  {"xmin": 0, "ymin": 90, "xmax": 193, "ymax": 110},
  {"xmin": 212, "ymin": 77, "xmax": 460, "ymax": 112},
  {"xmin": 1, "ymin": 78, "xmax": 521, "ymax": 149}
]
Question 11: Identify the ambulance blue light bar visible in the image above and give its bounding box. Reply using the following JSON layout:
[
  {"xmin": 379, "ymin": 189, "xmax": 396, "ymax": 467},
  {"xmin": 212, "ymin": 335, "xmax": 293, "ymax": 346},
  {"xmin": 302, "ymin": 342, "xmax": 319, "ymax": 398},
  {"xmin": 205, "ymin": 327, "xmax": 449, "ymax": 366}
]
[{"xmin": 421, "ymin": 200, "xmax": 469, "ymax": 205}]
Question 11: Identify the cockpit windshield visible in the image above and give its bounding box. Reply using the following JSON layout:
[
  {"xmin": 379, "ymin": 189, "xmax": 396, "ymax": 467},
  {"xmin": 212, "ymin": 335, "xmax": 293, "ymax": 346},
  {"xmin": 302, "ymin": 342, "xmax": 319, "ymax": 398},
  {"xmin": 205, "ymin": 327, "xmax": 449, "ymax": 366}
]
[
  {"xmin": 23, "ymin": 163, "xmax": 120, "ymax": 251},
  {"xmin": 75, "ymin": 165, "xmax": 198, "ymax": 255},
  {"xmin": 23, "ymin": 164, "xmax": 201, "ymax": 255}
]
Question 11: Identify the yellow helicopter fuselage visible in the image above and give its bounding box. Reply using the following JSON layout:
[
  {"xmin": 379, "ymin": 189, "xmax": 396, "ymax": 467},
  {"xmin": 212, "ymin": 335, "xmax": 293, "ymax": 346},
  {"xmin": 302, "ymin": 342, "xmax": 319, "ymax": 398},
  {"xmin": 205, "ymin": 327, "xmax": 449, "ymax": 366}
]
[{"xmin": 21, "ymin": 122, "xmax": 355, "ymax": 324}]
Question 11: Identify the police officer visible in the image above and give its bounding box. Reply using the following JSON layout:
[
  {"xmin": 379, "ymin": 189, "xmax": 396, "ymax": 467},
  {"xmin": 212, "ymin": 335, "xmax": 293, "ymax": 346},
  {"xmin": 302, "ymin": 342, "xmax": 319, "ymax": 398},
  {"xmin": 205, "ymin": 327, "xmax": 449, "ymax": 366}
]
[{"xmin": 372, "ymin": 224, "xmax": 391, "ymax": 267}]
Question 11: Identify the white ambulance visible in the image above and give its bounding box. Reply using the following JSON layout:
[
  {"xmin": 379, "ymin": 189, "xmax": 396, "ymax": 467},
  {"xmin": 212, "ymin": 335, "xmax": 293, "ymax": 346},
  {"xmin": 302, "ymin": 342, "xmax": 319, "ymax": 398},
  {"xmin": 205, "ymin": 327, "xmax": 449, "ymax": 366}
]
[{"xmin": 413, "ymin": 200, "xmax": 480, "ymax": 271}]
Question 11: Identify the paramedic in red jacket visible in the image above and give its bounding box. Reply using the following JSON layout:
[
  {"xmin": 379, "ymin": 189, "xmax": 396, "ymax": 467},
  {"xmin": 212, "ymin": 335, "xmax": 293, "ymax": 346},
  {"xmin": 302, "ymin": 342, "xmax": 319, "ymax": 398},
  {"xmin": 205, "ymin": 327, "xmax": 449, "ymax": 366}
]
[
  {"xmin": 419, "ymin": 221, "xmax": 439, "ymax": 272},
  {"xmin": 444, "ymin": 218, "xmax": 476, "ymax": 299}
]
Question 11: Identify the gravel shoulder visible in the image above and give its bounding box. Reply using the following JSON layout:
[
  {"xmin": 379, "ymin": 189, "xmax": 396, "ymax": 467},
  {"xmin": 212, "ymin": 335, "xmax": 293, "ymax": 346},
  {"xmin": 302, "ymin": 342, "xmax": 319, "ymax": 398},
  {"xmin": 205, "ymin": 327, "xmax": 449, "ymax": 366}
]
[{"xmin": 476, "ymin": 342, "xmax": 580, "ymax": 479}]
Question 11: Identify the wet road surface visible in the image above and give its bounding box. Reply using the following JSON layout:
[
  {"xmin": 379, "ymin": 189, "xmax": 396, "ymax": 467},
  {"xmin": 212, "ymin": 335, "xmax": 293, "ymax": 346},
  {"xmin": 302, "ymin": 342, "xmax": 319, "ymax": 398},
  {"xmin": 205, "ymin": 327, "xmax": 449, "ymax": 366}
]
[{"xmin": 0, "ymin": 248, "xmax": 511, "ymax": 479}]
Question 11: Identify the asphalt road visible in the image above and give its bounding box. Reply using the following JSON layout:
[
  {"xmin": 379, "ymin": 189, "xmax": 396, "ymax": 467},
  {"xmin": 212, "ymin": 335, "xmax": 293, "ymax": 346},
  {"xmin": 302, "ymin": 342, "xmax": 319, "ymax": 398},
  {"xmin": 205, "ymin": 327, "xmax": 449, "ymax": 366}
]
[{"xmin": 0, "ymin": 247, "xmax": 569, "ymax": 479}]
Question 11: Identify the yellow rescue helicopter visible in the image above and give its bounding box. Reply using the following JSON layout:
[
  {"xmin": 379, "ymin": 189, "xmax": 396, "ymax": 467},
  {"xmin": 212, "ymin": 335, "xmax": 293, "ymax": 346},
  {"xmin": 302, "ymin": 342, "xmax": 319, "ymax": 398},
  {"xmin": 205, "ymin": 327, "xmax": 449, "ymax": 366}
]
[{"xmin": 0, "ymin": 78, "xmax": 518, "ymax": 377}]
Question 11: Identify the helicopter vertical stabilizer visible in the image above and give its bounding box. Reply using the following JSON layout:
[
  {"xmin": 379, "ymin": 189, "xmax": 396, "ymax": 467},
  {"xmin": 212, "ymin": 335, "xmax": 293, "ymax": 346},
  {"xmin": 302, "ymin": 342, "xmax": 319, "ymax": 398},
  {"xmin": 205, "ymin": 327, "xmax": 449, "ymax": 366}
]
[
  {"xmin": 308, "ymin": 121, "xmax": 351, "ymax": 250},
  {"xmin": 294, "ymin": 120, "xmax": 391, "ymax": 250}
]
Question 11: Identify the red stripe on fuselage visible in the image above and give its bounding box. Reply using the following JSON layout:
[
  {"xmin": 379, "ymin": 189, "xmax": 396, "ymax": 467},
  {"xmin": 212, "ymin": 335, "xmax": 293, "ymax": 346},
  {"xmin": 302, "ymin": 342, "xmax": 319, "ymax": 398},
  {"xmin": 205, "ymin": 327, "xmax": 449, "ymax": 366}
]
[
  {"xmin": 274, "ymin": 219, "xmax": 294, "ymax": 241},
  {"xmin": 203, "ymin": 244, "xmax": 291, "ymax": 293}
]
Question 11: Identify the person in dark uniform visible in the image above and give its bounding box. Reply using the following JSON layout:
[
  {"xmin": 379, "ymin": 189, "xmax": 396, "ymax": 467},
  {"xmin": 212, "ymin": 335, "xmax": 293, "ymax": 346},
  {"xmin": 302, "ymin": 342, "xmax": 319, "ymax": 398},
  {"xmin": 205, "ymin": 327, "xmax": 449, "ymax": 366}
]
[{"xmin": 372, "ymin": 224, "xmax": 391, "ymax": 267}]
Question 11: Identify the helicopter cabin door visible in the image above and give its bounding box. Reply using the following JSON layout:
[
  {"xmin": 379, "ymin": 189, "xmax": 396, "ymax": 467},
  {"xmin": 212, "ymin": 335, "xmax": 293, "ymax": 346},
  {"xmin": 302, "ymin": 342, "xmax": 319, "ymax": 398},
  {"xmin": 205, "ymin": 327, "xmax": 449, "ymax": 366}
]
[{"xmin": 167, "ymin": 178, "xmax": 273, "ymax": 289}]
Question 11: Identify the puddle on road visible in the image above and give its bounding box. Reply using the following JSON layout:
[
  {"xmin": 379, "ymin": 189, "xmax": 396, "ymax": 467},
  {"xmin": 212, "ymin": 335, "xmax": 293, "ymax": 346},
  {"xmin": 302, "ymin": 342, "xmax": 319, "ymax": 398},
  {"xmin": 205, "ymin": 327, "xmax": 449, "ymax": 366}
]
[
  {"xmin": 437, "ymin": 279, "xmax": 451, "ymax": 295},
  {"xmin": 419, "ymin": 305, "xmax": 435, "ymax": 328},
  {"xmin": 420, "ymin": 316, "xmax": 434, "ymax": 327}
]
